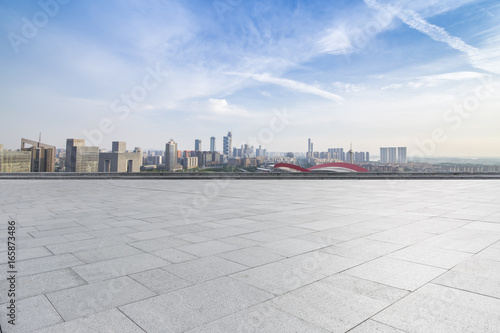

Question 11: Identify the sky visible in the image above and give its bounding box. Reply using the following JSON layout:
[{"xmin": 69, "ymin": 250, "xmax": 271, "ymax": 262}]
[{"xmin": 0, "ymin": 0, "xmax": 499, "ymax": 157}]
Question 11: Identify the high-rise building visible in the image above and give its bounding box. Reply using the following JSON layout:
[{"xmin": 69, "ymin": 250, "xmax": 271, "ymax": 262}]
[
  {"xmin": 388, "ymin": 147, "xmax": 397, "ymax": 163},
  {"xmin": 65, "ymin": 139, "xmax": 85, "ymax": 171},
  {"xmin": 380, "ymin": 147, "xmax": 405, "ymax": 164},
  {"xmin": 195, "ymin": 139, "xmax": 202, "ymax": 151},
  {"xmin": 165, "ymin": 139, "xmax": 178, "ymax": 171},
  {"xmin": 0, "ymin": 144, "xmax": 31, "ymax": 172},
  {"xmin": 65, "ymin": 139, "xmax": 99, "ymax": 172},
  {"xmin": 210, "ymin": 137, "xmax": 216, "ymax": 152},
  {"xmin": 112, "ymin": 141, "xmax": 126, "ymax": 153},
  {"xmin": 98, "ymin": 141, "xmax": 142, "ymax": 172},
  {"xmin": 307, "ymin": 138, "xmax": 313, "ymax": 158},
  {"xmin": 398, "ymin": 147, "xmax": 407, "ymax": 163},
  {"xmin": 223, "ymin": 131, "xmax": 232, "ymax": 156},
  {"xmin": 20, "ymin": 137, "xmax": 56, "ymax": 172}
]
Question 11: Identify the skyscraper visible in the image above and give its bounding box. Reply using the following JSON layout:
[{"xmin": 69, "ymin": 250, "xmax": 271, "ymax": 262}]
[
  {"xmin": 195, "ymin": 139, "xmax": 202, "ymax": 151},
  {"xmin": 397, "ymin": 147, "xmax": 407, "ymax": 163},
  {"xmin": 223, "ymin": 131, "xmax": 232, "ymax": 156},
  {"xmin": 380, "ymin": 147, "xmax": 388, "ymax": 163},
  {"xmin": 380, "ymin": 147, "xmax": 405, "ymax": 164},
  {"xmin": 65, "ymin": 138, "xmax": 85, "ymax": 171},
  {"xmin": 65, "ymin": 139, "xmax": 99, "ymax": 172},
  {"xmin": 165, "ymin": 139, "xmax": 178, "ymax": 171},
  {"xmin": 21, "ymin": 137, "xmax": 56, "ymax": 172},
  {"xmin": 210, "ymin": 137, "xmax": 216, "ymax": 152},
  {"xmin": 388, "ymin": 147, "xmax": 397, "ymax": 163}
]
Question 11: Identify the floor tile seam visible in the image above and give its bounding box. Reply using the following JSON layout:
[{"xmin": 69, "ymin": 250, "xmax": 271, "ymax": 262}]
[
  {"xmin": 185, "ymin": 299, "xmax": 327, "ymax": 333},
  {"xmin": 428, "ymin": 282, "xmax": 500, "ymax": 302},
  {"xmin": 379, "ymin": 255, "xmax": 459, "ymax": 271},
  {"xmin": 125, "ymin": 271, "xmax": 186, "ymax": 297},
  {"xmin": 6, "ymin": 259, "xmax": 85, "ymax": 278},
  {"xmin": 116, "ymin": 308, "xmax": 150, "ymax": 333},
  {"xmin": 41, "ymin": 294, "xmax": 65, "ymax": 326},
  {"xmin": 345, "ymin": 318, "xmax": 411, "ymax": 333}
]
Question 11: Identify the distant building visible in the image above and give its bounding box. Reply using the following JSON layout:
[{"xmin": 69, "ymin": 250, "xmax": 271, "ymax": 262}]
[
  {"xmin": 380, "ymin": 147, "xmax": 406, "ymax": 164},
  {"xmin": 307, "ymin": 138, "xmax": 315, "ymax": 158},
  {"xmin": 223, "ymin": 131, "xmax": 232, "ymax": 156},
  {"xmin": 210, "ymin": 137, "xmax": 216, "ymax": 152},
  {"xmin": 65, "ymin": 139, "xmax": 99, "ymax": 172},
  {"xmin": 98, "ymin": 141, "xmax": 142, "ymax": 172},
  {"xmin": 195, "ymin": 139, "xmax": 202, "ymax": 151},
  {"xmin": 212, "ymin": 152, "xmax": 221, "ymax": 164},
  {"xmin": 20, "ymin": 137, "xmax": 56, "ymax": 172},
  {"xmin": 182, "ymin": 156, "xmax": 198, "ymax": 170},
  {"xmin": 165, "ymin": 139, "xmax": 179, "ymax": 171},
  {"xmin": 388, "ymin": 147, "xmax": 397, "ymax": 163},
  {"xmin": 0, "ymin": 144, "xmax": 31, "ymax": 172},
  {"xmin": 398, "ymin": 147, "xmax": 407, "ymax": 163},
  {"xmin": 145, "ymin": 155, "xmax": 162, "ymax": 166}
]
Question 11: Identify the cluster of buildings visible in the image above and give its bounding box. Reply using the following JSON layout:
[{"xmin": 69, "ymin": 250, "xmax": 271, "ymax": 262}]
[
  {"xmin": 162, "ymin": 134, "xmax": 267, "ymax": 171},
  {"xmin": 380, "ymin": 147, "xmax": 407, "ymax": 164},
  {"xmin": 0, "ymin": 131, "xmax": 268, "ymax": 173},
  {"xmin": 0, "ymin": 138, "xmax": 56, "ymax": 172},
  {"xmin": 306, "ymin": 138, "xmax": 370, "ymax": 166},
  {"xmin": 4, "ymin": 134, "xmax": 466, "ymax": 174}
]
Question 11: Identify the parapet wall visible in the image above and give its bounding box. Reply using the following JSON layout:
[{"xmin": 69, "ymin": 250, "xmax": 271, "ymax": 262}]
[{"xmin": 1, "ymin": 172, "xmax": 500, "ymax": 180}]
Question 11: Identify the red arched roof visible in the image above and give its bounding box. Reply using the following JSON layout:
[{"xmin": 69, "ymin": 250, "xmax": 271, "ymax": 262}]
[
  {"xmin": 308, "ymin": 162, "xmax": 369, "ymax": 172},
  {"xmin": 273, "ymin": 163, "xmax": 310, "ymax": 172}
]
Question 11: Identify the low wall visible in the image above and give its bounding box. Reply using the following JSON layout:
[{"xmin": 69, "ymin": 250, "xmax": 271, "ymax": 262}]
[{"xmin": 1, "ymin": 172, "xmax": 500, "ymax": 180}]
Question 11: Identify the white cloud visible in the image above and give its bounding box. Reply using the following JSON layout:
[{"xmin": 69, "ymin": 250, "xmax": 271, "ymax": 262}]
[
  {"xmin": 332, "ymin": 82, "xmax": 365, "ymax": 93},
  {"xmin": 245, "ymin": 73, "xmax": 344, "ymax": 102},
  {"xmin": 183, "ymin": 98, "xmax": 253, "ymax": 122},
  {"xmin": 381, "ymin": 71, "xmax": 488, "ymax": 89}
]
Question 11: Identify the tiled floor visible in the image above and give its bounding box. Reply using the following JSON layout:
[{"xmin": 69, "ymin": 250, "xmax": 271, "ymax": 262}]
[{"xmin": 0, "ymin": 179, "xmax": 500, "ymax": 332}]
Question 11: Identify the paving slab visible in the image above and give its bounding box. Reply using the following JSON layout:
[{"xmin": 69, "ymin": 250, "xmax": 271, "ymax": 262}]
[
  {"xmin": 129, "ymin": 268, "xmax": 192, "ymax": 294},
  {"xmin": 0, "ymin": 295, "xmax": 63, "ymax": 333},
  {"xmin": 33, "ymin": 308, "xmax": 145, "ymax": 333},
  {"xmin": 373, "ymin": 283, "xmax": 500, "ymax": 332},
  {"xmin": 164, "ymin": 256, "xmax": 247, "ymax": 283},
  {"xmin": 46, "ymin": 276, "xmax": 156, "ymax": 321},
  {"xmin": 0, "ymin": 268, "xmax": 87, "ymax": 303},
  {"xmin": 231, "ymin": 261, "xmax": 324, "ymax": 295},
  {"xmin": 218, "ymin": 246, "xmax": 286, "ymax": 267},
  {"xmin": 271, "ymin": 274, "xmax": 408, "ymax": 332},
  {"xmin": 185, "ymin": 303, "xmax": 328, "ymax": 333},
  {"xmin": 72, "ymin": 253, "xmax": 169, "ymax": 282},
  {"xmin": 72, "ymin": 244, "xmax": 145, "ymax": 263},
  {"xmin": 344, "ymin": 256, "xmax": 446, "ymax": 291},
  {"xmin": 387, "ymin": 244, "xmax": 473, "ymax": 269},
  {"xmin": 0, "ymin": 253, "xmax": 83, "ymax": 277},
  {"xmin": 120, "ymin": 277, "xmax": 273, "ymax": 333}
]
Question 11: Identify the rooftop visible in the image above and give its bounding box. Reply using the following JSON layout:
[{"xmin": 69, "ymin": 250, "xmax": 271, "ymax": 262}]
[{"xmin": 1, "ymin": 179, "xmax": 500, "ymax": 332}]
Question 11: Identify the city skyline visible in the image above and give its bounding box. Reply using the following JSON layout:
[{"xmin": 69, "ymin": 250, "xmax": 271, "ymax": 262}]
[{"xmin": 1, "ymin": 1, "xmax": 499, "ymax": 157}]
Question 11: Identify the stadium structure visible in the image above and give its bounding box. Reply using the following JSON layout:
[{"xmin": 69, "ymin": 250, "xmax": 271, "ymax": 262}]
[{"xmin": 273, "ymin": 162, "xmax": 369, "ymax": 173}]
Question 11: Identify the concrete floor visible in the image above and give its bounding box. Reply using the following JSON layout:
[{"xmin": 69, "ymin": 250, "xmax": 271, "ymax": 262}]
[{"xmin": 1, "ymin": 179, "xmax": 500, "ymax": 332}]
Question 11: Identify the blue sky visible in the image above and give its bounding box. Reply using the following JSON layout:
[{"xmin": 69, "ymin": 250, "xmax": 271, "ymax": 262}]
[{"xmin": 1, "ymin": 0, "xmax": 499, "ymax": 157}]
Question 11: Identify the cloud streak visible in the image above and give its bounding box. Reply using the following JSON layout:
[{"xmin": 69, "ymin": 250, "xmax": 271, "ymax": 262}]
[
  {"xmin": 229, "ymin": 72, "xmax": 344, "ymax": 102},
  {"xmin": 364, "ymin": 0, "xmax": 496, "ymax": 74}
]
